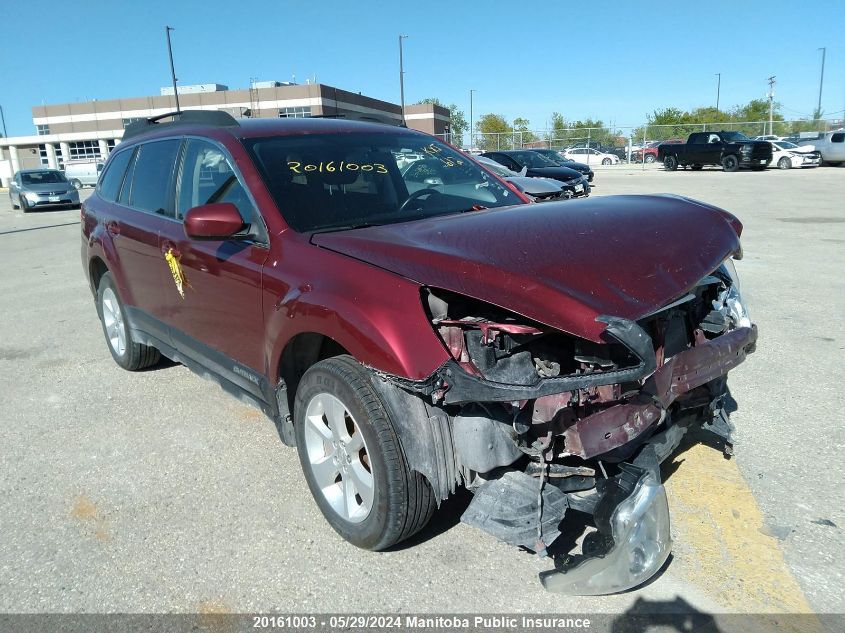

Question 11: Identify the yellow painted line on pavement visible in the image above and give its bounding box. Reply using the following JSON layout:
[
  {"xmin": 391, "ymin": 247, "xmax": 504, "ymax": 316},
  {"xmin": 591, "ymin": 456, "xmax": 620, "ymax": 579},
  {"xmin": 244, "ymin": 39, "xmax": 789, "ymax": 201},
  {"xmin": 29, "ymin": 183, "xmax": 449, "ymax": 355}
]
[{"xmin": 664, "ymin": 439, "xmax": 819, "ymax": 624}]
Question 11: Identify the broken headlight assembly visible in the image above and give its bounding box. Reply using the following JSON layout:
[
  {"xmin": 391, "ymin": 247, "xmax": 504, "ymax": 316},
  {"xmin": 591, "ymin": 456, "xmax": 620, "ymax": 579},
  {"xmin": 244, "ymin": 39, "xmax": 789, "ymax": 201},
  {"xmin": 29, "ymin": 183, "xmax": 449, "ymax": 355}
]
[
  {"xmin": 421, "ymin": 287, "xmax": 642, "ymax": 395},
  {"xmin": 718, "ymin": 257, "xmax": 752, "ymax": 329}
]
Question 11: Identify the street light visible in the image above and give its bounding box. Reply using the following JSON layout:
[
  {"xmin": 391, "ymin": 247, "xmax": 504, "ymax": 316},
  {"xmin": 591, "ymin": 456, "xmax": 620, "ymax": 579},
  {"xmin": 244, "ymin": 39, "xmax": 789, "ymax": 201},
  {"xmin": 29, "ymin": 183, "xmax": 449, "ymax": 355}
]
[
  {"xmin": 165, "ymin": 26, "xmax": 180, "ymax": 113},
  {"xmin": 469, "ymin": 89, "xmax": 476, "ymax": 149},
  {"xmin": 816, "ymin": 47, "xmax": 826, "ymax": 119},
  {"xmin": 398, "ymin": 35, "xmax": 408, "ymax": 125},
  {"xmin": 715, "ymin": 73, "xmax": 721, "ymax": 112}
]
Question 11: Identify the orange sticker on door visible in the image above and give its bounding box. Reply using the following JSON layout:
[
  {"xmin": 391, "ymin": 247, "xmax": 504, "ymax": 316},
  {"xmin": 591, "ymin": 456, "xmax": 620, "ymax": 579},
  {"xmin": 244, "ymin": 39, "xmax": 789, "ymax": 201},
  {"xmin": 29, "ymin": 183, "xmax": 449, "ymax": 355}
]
[{"xmin": 165, "ymin": 247, "xmax": 188, "ymax": 298}]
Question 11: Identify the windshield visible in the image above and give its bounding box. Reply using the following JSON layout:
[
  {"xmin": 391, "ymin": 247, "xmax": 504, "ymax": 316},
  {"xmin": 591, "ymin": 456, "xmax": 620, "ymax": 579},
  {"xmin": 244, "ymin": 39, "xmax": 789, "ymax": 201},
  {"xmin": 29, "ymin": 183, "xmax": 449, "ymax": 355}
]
[
  {"xmin": 775, "ymin": 141, "xmax": 798, "ymax": 149},
  {"xmin": 533, "ymin": 150, "xmax": 564, "ymax": 164},
  {"xmin": 720, "ymin": 132, "xmax": 751, "ymax": 142},
  {"xmin": 244, "ymin": 132, "xmax": 517, "ymax": 232},
  {"xmin": 476, "ymin": 156, "xmax": 516, "ymax": 177},
  {"xmin": 508, "ymin": 151, "xmax": 558, "ymax": 168},
  {"xmin": 21, "ymin": 171, "xmax": 67, "ymax": 185}
]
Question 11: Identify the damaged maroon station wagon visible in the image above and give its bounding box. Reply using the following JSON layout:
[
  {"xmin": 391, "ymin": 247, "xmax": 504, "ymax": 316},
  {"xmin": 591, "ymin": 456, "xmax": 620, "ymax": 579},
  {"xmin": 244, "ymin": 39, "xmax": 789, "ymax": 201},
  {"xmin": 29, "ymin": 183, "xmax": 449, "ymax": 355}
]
[{"xmin": 82, "ymin": 111, "xmax": 757, "ymax": 594}]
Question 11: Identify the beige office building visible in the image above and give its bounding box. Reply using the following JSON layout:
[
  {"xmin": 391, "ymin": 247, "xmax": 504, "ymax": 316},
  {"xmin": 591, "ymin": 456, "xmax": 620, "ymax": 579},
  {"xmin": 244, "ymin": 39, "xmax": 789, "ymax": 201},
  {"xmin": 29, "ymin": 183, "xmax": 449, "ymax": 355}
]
[{"xmin": 0, "ymin": 82, "xmax": 450, "ymax": 187}]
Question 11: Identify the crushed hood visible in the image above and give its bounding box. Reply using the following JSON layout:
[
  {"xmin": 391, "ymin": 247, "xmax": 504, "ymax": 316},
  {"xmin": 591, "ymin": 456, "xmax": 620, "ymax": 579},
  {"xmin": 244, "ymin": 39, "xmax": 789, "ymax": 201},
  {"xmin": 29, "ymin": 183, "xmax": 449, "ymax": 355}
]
[{"xmin": 312, "ymin": 195, "xmax": 742, "ymax": 342}]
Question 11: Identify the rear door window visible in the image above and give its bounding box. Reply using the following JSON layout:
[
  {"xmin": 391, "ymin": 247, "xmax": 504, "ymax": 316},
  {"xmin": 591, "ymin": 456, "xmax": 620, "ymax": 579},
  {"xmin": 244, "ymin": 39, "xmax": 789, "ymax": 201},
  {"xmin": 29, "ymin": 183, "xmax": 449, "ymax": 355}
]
[
  {"xmin": 126, "ymin": 139, "xmax": 181, "ymax": 216},
  {"xmin": 98, "ymin": 149, "xmax": 134, "ymax": 202},
  {"xmin": 831, "ymin": 133, "xmax": 844, "ymax": 143}
]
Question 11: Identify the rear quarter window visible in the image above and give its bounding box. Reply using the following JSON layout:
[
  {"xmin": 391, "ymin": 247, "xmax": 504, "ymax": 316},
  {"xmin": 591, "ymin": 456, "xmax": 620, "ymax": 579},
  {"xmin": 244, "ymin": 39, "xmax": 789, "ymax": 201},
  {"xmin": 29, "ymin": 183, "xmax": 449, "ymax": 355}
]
[
  {"xmin": 98, "ymin": 150, "xmax": 134, "ymax": 202},
  {"xmin": 831, "ymin": 133, "xmax": 844, "ymax": 143}
]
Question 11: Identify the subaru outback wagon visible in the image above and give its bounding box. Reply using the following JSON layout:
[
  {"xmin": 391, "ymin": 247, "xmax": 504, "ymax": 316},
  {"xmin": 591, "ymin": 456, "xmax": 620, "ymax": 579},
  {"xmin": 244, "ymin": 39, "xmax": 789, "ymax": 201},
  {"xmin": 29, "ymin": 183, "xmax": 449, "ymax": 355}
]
[{"xmin": 82, "ymin": 111, "xmax": 757, "ymax": 594}]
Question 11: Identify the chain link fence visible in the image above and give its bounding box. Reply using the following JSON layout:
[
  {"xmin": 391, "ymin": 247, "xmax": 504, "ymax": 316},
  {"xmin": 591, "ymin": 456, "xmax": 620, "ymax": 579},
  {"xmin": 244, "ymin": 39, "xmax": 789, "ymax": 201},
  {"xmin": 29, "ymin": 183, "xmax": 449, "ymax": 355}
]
[{"xmin": 436, "ymin": 118, "xmax": 843, "ymax": 167}]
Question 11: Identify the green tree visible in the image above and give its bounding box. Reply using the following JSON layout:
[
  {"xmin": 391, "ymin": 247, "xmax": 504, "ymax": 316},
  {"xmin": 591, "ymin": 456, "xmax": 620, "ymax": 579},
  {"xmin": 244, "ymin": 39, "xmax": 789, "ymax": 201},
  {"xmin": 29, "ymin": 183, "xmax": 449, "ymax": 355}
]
[
  {"xmin": 512, "ymin": 117, "xmax": 537, "ymax": 147},
  {"xmin": 416, "ymin": 98, "xmax": 468, "ymax": 146},
  {"xmin": 475, "ymin": 113, "xmax": 513, "ymax": 150}
]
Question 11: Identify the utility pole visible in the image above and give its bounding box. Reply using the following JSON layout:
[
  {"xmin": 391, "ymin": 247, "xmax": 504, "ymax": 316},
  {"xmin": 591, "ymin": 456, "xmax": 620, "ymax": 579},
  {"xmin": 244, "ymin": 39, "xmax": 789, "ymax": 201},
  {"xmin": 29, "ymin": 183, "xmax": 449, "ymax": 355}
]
[
  {"xmin": 715, "ymin": 73, "xmax": 721, "ymax": 112},
  {"xmin": 0, "ymin": 104, "xmax": 7, "ymax": 137},
  {"xmin": 469, "ymin": 89, "xmax": 476, "ymax": 149},
  {"xmin": 767, "ymin": 76, "xmax": 776, "ymax": 135},
  {"xmin": 398, "ymin": 35, "xmax": 408, "ymax": 125},
  {"xmin": 816, "ymin": 47, "xmax": 826, "ymax": 119},
  {"xmin": 165, "ymin": 26, "xmax": 180, "ymax": 113}
]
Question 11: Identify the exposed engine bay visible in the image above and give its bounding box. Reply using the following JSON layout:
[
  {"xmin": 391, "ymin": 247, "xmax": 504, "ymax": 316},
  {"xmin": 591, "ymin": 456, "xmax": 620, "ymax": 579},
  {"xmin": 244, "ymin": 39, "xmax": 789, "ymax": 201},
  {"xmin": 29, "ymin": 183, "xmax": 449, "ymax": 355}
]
[{"xmin": 377, "ymin": 259, "xmax": 757, "ymax": 594}]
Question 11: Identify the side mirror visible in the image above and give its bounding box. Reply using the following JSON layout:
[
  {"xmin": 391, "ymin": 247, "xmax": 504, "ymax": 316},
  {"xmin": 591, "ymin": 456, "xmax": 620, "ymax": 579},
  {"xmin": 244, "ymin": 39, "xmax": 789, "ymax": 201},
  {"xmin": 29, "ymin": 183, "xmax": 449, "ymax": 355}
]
[{"xmin": 184, "ymin": 202, "xmax": 245, "ymax": 241}]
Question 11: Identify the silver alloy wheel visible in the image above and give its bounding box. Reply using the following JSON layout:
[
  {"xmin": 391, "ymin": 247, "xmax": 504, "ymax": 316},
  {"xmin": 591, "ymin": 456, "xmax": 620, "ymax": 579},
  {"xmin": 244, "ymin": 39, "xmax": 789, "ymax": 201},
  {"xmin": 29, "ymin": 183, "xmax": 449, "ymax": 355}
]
[
  {"xmin": 303, "ymin": 392, "xmax": 374, "ymax": 523},
  {"xmin": 101, "ymin": 287, "xmax": 127, "ymax": 357}
]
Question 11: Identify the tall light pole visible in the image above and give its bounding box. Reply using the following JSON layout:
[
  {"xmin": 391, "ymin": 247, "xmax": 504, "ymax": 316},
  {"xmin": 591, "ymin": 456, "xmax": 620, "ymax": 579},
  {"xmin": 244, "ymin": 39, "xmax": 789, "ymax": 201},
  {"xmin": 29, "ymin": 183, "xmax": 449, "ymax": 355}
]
[
  {"xmin": 715, "ymin": 73, "xmax": 721, "ymax": 112},
  {"xmin": 767, "ymin": 76, "xmax": 776, "ymax": 135},
  {"xmin": 469, "ymin": 89, "xmax": 476, "ymax": 149},
  {"xmin": 816, "ymin": 47, "xmax": 826, "ymax": 119},
  {"xmin": 398, "ymin": 34, "xmax": 408, "ymax": 125},
  {"xmin": 0, "ymin": 104, "xmax": 7, "ymax": 137},
  {"xmin": 165, "ymin": 26, "xmax": 180, "ymax": 113}
]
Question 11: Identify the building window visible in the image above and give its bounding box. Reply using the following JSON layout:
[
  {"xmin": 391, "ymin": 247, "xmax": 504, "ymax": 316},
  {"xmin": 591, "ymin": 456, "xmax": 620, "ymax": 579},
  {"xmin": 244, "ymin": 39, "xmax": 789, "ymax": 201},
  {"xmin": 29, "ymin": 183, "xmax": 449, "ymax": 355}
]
[
  {"xmin": 279, "ymin": 106, "xmax": 311, "ymax": 118},
  {"xmin": 68, "ymin": 141, "xmax": 102, "ymax": 161},
  {"xmin": 122, "ymin": 118, "xmax": 144, "ymax": 128},
  {"xmin": 36, "ymin": 124, "xmax": 50, "ymax": 135}
]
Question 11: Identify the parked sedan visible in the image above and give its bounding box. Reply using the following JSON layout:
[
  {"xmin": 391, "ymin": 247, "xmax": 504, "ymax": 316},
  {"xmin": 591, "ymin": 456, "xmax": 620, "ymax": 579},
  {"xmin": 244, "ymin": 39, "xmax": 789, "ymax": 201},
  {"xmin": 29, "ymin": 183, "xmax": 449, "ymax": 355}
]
[
  {"xmin": 9, "ymin": 169, "xmax": 81, "ymax": 212},
  {"xmin": 474, "ymin": 156, "xmax": 578, "ymax": 201},
  {"xmin": 528, "ymin": 149, "xmax": 595, "ymax": 182},
  {"xmin": 481, "ymin": 150, "xmax": 590, "ymax": 197},
  {"xmin": 562, "ymin": 147, "xmax": 620, "ymax": 165},
  {"xmin": 769, "ymin": 141, "xmax": 821, "ymax": 169}
]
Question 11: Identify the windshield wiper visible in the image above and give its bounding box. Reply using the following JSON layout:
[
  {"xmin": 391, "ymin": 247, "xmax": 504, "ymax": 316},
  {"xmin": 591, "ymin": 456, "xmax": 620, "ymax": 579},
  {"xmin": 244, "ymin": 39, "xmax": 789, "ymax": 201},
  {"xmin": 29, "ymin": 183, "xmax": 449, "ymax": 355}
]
[{"xmin": 310, "ymin": 222, "xmax": 382, "ymax": 234}]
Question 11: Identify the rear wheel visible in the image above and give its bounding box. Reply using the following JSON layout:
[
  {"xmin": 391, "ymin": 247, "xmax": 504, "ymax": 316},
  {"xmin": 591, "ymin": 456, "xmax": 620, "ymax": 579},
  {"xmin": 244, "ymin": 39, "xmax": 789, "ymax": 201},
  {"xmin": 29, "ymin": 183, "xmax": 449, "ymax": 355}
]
[
  {"xmin": 722, "ymin": 155, "xmax": 739, "ymax": 172},
  {"xmin": 601, "ymin": 158, "xmax": 612, "ymax": 165},
  {"xmin": 70, "ymin": 179, "xmax": 83, "ymax": 190},
  {"xmin": 664, "ymin": 155, "xmax": 678, "ymax": 171},
  {"xmin": 96, "ymin": 272, "xmax": 160, "ymax": 370},
  {"xmin": 295, "ymin": 355, "xmax": 436, "ymax": 550}
]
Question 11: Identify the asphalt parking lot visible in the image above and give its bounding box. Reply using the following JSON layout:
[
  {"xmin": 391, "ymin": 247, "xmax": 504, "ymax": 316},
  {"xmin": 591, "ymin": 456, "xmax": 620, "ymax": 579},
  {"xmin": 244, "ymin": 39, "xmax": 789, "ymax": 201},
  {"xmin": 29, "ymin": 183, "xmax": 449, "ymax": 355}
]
[{"xmin": 0, "ymin": 168, "xmax": 843, "ymax": 620}]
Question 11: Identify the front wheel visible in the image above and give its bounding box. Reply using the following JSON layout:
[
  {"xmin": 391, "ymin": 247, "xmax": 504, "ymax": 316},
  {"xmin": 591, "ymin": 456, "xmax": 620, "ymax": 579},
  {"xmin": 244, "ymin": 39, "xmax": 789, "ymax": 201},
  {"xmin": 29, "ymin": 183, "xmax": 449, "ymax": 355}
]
[
  {"xmin": 664, "ymin": 155, "xmax": 678, "ymax": 171},
  {"xmin": 70, "ymin": 179, "xmax": 83, "ymax": 190},
  {"xmin": 295, "ymin": 355, "xmax": 435, "ymax": 551},
  {"xmin": 777, "ymin": 157, "xmax": 791, "ymax": 170},
  {"xmin": 96, "ymin": 272, "xmax": 160, "ymax": 370},
  {"xmin": 722, "ymin": 155, "xmax": 740, "ymax": 172},
  {"xmin": 19, "ymin": 195, "xmax": 30, "ymax": 213},
  {"xmin": 10, "ymin": 195, "xmax": 19, "ymax": 210},
  {"xmin": 644, "ymin": 154, "xmax": 656, "ymax": 164}
]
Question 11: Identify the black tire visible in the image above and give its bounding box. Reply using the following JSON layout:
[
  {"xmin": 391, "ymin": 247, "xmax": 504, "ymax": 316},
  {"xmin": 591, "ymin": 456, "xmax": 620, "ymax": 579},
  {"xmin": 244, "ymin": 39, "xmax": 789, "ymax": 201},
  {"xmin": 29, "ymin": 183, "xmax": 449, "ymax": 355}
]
[
  {"xmin": 96, "ymin": 272, "xmax": 160, "ymax": 371},
  {"xmin": 690, "ymin": 164, "xmax": 704, "ymax": 171},
  {"xmin": 722, "ymin": 155, "xmax": 739, "ymax": 172},
  {"xmin": 70, "ymin": 179, "xmax": 83, "ymax": 190},
  {"xmin": 777, "ymin": 157, "xmax": 791, "ymax": 170},
  {"xmin": 10, "ymin": 195, "xmax": 19, "ymax": 210},
  {"xmin": 664, "ymin": 155, "xmax": 678, "ymax": 171},
  {"xmin": 294, "ymin": 355, "xmax": 435, "ymax": 551},
  {"xmin": 19, "ymin": 195, "xmax": 30, "ymax": 212},
  {"xmin": 644, "ymin": 154, "xmax": 656, "ymax": 164}
]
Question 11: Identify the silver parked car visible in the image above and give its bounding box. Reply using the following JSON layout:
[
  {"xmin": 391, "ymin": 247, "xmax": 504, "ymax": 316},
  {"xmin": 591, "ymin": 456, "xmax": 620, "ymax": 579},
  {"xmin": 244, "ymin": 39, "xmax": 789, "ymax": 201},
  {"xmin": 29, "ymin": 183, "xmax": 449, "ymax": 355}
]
[{"xmin": 9, "ymin": 169, "xmax": 81, "ymax": 212}]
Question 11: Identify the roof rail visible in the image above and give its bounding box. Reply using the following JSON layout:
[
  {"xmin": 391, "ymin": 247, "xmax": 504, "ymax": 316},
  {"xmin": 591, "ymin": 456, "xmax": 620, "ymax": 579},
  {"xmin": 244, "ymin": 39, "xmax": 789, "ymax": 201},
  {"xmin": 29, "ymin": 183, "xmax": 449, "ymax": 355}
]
[{"xmin": 122, "ymin": 110, "xmax": 239, "ymax": 141}]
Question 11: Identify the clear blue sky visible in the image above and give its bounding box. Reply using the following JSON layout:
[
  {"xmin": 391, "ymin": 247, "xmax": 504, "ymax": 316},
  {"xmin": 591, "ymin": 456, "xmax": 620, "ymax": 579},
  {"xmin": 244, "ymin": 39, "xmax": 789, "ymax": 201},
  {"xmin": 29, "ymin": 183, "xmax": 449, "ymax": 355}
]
[{"xmin": 2, "ymin": 0, "xmax": 844, "ymax": 136}]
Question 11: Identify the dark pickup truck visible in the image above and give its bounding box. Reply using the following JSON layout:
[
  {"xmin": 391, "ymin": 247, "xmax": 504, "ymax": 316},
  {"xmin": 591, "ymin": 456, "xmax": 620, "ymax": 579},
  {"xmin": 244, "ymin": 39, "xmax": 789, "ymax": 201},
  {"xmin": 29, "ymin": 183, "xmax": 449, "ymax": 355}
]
[{"xmin": 658, "ymin": 131, "xmax": 773, "ymax": 172}]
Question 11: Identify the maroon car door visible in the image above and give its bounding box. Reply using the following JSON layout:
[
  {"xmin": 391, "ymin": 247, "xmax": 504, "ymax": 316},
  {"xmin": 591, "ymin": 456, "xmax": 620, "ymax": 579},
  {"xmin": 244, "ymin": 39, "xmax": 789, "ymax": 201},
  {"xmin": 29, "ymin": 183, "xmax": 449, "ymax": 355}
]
[
  {"xmin": 105, "ymin": 140, "xmax": 182, "ymax": 342},
  {"xmin": 157, "ymin": 138, "xmax": 269, "ymax": 387}
]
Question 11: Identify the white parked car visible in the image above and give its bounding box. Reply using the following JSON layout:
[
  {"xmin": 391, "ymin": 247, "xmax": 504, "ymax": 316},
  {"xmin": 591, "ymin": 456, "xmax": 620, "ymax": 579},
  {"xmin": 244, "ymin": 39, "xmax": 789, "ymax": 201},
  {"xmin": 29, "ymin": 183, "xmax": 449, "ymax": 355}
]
[
  {"xmin": 562, "ymin": 147, "xmax": 619, "ymax": 165},
  {"xmin": 797, "ymin": 130, "xmax": 845, "ymax": 165},
  {"xmin": 769, "ymin": 141, "xmax": 820, "ymax": 169},
  {"xmin": 753, "ymin": 134, "xmax": 783, "ymax": 141}
]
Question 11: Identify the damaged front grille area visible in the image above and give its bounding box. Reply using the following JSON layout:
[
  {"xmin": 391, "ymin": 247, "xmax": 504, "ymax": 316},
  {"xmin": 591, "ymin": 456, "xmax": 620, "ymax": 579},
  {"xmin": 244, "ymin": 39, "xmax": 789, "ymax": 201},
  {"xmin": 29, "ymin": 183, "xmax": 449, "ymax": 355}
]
[{"xmin": 396, "ymin": 268, "xmax": 756, "ymax": 593}]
